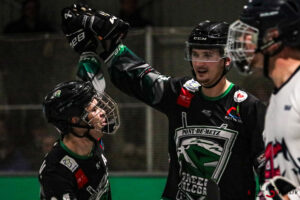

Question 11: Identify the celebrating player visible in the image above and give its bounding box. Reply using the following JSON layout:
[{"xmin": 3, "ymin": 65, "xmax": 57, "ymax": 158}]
[
  {"xmin": 38, "ymin": 80, "xmax": 120, "ymax": 199},
  {"xmin": 227, "ymin": 0, "xmax": 300, "ymax": 199},
  {"xmin": 60, "ymin": 4, "xmax": 266, "ymax": 200}
]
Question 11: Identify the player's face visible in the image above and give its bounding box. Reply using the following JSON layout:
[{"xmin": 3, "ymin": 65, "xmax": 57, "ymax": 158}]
[
  {"xmin": 191, "ymin": 49, "xmax": 226, "ymax": 86},
  {"xmin": 84, "ymin": 98, "xmax": 107, "ymax": 139}
]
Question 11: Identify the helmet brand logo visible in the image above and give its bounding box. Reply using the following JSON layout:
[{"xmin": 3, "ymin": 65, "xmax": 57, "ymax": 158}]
[
  {"xmin": 259, "ymin": 11, "xmax": 279, "ymax": 17},
  {"xmin": 51, "ymin": 90, "xmax": 61, "ymax": 99},
  {"xmin": 193, "ymin": 36, "xmax": 207, "ymax": 41}
]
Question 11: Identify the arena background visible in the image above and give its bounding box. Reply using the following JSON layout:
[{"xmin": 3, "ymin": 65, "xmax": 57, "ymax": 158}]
[{"xmin": 0, "ymin": 0, "xmax": 274, "ymax": 199}]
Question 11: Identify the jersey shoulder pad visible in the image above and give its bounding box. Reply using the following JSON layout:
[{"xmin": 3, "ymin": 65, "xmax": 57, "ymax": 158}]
[{"xmin": 182, "ymin": 78, "xmax": 200, "ymax": 93}]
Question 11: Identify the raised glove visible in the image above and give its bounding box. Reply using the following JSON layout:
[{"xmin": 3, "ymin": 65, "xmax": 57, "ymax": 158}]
[
  {"xmin": 262, "ymin": 176, "xmax": 296, "ymax": 199},
  {"xmin": 62, "ymin": 4, "xmax": 129, "ymax": 55},
  {"xmin": 61, "ymin": 5, "xmax": 98, "ymax": 54}
]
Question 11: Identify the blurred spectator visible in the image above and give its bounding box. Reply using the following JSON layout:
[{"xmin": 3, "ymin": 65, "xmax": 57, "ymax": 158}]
[
  {"xmin": 40, "ymin": 134, "xmax": 56, "ymax": 155},
  {"xmin": 24, "ymin": 113, "xmax": 53, "ymax": 169},
  {"xmin": 3, "ymin": 0, "xmax": 55, "ymax": 34},
  {"xmin": 0, "ymin": 115, "xmax": 31, "ymax": 171},
  {"xmin": 118, "ymin": 0, "xmax": 152, "ymax": 28}
]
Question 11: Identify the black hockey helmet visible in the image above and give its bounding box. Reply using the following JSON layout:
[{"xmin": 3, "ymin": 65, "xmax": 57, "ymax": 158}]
[
  {"xmin": 43, "ymin": 80, "xmax": 96, "ymax": 135},
  {"xmin": 227, "ymin": 0, "xmax": 300, "ymax": 75},
  {"xmin": 185, "ymin": 21, "xmax": 231, "ymax": 88},
  {"xmin": 185, "ymin": 21, "xmax": 231, "ymax": 71},
  {"xmin": 188, "ymin": 20, "xmax": 229, "ymax": 48}
]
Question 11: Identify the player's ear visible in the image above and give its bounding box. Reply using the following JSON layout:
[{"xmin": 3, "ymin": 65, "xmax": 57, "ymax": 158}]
[
  {"xmin": 71, "ymin": 116, "xmax": 80, "ymax": 124},
  {"xmin": 225, "ymin": 57, "xmax": 231, "ymax": 66}
]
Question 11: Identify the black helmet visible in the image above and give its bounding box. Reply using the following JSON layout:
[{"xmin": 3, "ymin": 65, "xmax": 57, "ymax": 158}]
[
  {"xmin": 185, "ymin": 21, "xmax": 230, "ymax": 67},
  {"xmin": 241, "ymin": 0, "xmax": 300, "ymax": 49},
  {"xmin": 188, "ymin": 20, "xmax": 229, "ymax": 49},
  {"xmin": 227, "ymin": 0, "xmax": 300, "ymax": 75},
  {"xmin": 43, "ymin": 80, "xmax": 96, "ymax": 134},
  {"xmin": 185, "ymin": 21, "xmax": 231, "ymax": 88}
]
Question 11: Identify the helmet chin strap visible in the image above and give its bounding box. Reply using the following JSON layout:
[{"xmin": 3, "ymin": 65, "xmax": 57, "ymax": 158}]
[
  {"xmin": 68, "ymin": 121, "xmax": 98, "ymax": 143},
  {"xmin": 202, "ymin": 59, "xmax": 227, "ymax": 89},
  {"xmin": 69, "ymin": 122, "xmax": 104, "ymax": 159},
  {"xmin": 262, "ymin": 43, "xmax": 284, "ymax": 78}
]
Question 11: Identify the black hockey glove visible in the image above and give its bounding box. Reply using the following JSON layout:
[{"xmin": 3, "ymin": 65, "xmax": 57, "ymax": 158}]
[
  {"xmin": 61, "ymin": 5, "xmax": 98, "ymax": 54},
  {"xmin": 62, "ymin": 4, "xmax": 130, "ymax": 58},
  {"xmin": 261, "ymin": 176, "xmax": 297, "ymax": 200}
]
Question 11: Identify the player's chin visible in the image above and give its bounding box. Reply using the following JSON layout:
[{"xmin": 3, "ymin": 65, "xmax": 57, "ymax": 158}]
[
  {"xmin": 250, "ymin": 54, "xmax": 264, "ymax": 69},
  {"xmin": 196, "ymin": 75, "xmax": 209, "ymax": 85}
]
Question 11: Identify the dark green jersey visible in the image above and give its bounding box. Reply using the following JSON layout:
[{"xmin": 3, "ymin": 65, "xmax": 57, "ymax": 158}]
[
  {"xmin": 39, "ymin": 140, "xmax": 111, "ymax": 200},
  {"xmin": 106, "ymin": 44, "xmax": 266, "ymax": 200}
]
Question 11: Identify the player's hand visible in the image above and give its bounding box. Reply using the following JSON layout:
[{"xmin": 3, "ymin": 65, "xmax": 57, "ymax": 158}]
[
  {"xmin": 61, "ymin": 4, "xmax": 98, "ymax": 54},
  {"xmin": 282, "ymin": 194, "xmax": 290, "ymax": 200},
  {"xmin": 86, "ymin": 6, "xmax": 130, "ymax": 59},
  {"xmin": 62, "ymin": 4, "xmax": 129, "ymax": 56}
]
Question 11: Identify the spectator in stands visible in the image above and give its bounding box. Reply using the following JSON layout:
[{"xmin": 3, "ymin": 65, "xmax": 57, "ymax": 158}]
[
  {"xmin": 3, "ymin": 0, "xmax": 55, "ymax": 34},
  {"xmin": 0, "ymin": 114, "xmax": 31, "ymax": 171},
  {"xmin": 118, "ymin": 0, "xmax": 152, "ymax": 28}
]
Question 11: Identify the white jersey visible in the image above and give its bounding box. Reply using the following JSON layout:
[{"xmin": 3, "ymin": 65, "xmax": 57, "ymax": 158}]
[{"xmin": 264, "ymin": 67, "xmax": 300, "ymax": 186}]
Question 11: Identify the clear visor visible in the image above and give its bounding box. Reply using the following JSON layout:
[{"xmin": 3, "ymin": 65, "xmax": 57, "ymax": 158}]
[
  {"xmin": 226, "ymin": 20, "xmax": 259, "ymax": 65},
  {"xmin": 81, "ymin": 92, "xmax": 120, "ymax": 135},
  {"xmin": 184, "ymin": 42, "xmax": 226, "ymax": 62}
]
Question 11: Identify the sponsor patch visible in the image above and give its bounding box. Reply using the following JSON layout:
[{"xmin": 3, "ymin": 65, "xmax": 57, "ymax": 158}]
[
  {"xmin": 60, "ymin": 155, "xmax": 79, "ymax": 172},
  {"xmin": 233, "ymin": 90, "xmax": 248, "ymax": 103},
  {"xmin": 75, "ymin": 168, "xmax": 89, "ymax": 189},
  {"xmin": 183, "ymin": 79, "xmax": 200, "ymax": 93},
  {"xmin": 177, "ymin": 88, "xmax": 194, "ymax": 108},
  {"xmin": 284, "ymin": 105, "xmax": 292, "ymax": 110}
]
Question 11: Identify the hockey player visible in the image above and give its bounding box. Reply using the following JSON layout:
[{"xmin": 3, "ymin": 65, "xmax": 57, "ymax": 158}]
[
  {"xmin": 61, "ymin": 4, "xmax": 266, "ymax": 200},
  {"xmin": 39, "ymin": 80, "xmax": 120, "ymax": 199},
  {"xmin": 227, "ymin": 0, "xmax": 300, "ymax": 199}
]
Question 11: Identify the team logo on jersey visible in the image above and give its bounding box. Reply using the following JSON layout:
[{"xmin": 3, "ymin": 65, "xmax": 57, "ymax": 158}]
[
  {"xmin": 233, "ymin": 90, "xmax": 248, "ymax": 103},
  {"xmin": 75, "ymin": 168, "xmax": 89, "ymax": 189},
  {"xmin": 183, "ymin": 79, "xmax": 200, "ymax": 93},
  {"xmin": 60, "ymin": 155, "xmax": 79, "ymax": 172},
  {"xmin": 175, "ymin": 112, "xmax": 238, "ymax": 199},
  {"xmin": 265, "ymin": 141, "xmax": 282, "ymax": 179}
]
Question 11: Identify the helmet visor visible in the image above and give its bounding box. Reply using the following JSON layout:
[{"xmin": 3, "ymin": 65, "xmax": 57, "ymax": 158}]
[
  {"xmin": 226, "ymin": 20, "xmax": 259, "ymax": 68},
  {"xmin": 184, "ymin": 42, "xmax": 226, "ymax": 62},
  {"xmin": 81, "ymin": 92, "xmax": 120, "ymax": 135}
]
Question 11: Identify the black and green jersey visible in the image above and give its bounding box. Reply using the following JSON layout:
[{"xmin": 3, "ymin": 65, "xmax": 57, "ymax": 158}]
[
  {"xmin": 39, "ymin": 140, "xmax": 111, "ymax": 200},
  {"xmin": 106, "ymin": 44, "xmax": 266, "ymax": 200}
]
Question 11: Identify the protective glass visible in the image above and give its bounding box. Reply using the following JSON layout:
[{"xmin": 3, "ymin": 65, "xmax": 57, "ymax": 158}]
[
  {"xmin": 226, "ymin": 20, "xmax": 259, "ymax": 65},
  {"xmin": 184, "ymin": 42, "xmax": 226, "ymax": 62},
  {"xmin": 81, "ymin": 92, "xmax": 120, "ymax": 134}
]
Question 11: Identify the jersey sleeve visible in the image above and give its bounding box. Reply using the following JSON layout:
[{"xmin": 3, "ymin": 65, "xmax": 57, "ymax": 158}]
[
  {"xmin": 241, "ymin": 96, "xmax": 266, "ymax": 184},
  {"xmin": 39, "ymin": 162, "xmax": 77, "ymax": 200},
  {"xmin": 106, "ymin": 44, "xmax": 182, "ymax": 113},
  {"xmin": 161, "ymin": 134, "xmax": 180, "ymax": 199}
]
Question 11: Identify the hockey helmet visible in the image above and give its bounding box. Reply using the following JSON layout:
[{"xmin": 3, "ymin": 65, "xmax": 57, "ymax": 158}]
[
  {"xmin": 43, "ymin": 80, "xmax": 120, "ymax": 135},
  {"xmin": 185, "ymin": 21, "xmax": 231, "ymax": 71},
  {"xmin": 227, "ymin": 0, "xmax": 300, "ymax": 74}
]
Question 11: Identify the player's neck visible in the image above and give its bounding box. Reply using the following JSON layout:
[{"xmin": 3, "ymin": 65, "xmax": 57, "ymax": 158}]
[
  {"xmin": 270, "ymin": 56, "xmax": 300, "ymax": 88},
  {"xmin": 63, "ymin": 135, "xmax": 94, "ymax": 157},
  {"xmin": 201, "ymin": 78, "xmax": 231, "ymax": 98}
]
